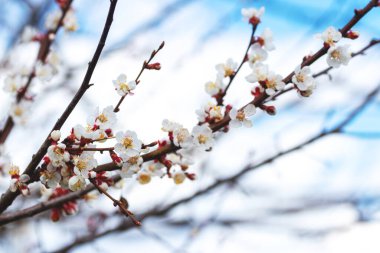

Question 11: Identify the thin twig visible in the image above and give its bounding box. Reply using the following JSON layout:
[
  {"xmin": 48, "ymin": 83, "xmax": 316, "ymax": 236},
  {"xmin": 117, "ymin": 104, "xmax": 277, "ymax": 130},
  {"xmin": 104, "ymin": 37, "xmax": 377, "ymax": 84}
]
[
  {"xmin": 113, "ymin": 41, "xmax": 165, "ymax": 112},
  {"xmin": 218, "ymin": 24, "xmax": 258, "ymax": 105},
  {"xmin": 89, "ymin": 179, "xmax": 141, "ymax": 226}
]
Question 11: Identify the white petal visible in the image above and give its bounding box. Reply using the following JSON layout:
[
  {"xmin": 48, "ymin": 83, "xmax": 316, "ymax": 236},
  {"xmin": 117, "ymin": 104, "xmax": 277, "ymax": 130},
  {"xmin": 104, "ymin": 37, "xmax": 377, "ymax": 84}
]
[
  {"xmin": 243, "ymin": 120, "xmax": 253, "ymax": 128},
  {"xmin": 230, "ymin": 120, "xmax": 242, "ymax": 128},
  {"xmin": 244, "ymin": 104, "xmax": 256, "ymax": 116}
]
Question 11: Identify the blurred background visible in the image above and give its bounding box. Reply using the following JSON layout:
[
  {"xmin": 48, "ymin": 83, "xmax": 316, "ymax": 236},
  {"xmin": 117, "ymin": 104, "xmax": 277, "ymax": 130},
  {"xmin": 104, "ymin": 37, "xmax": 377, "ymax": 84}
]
[{"xmin": 0, "ymin": 0, "xmax": 380, "ymax": 252}]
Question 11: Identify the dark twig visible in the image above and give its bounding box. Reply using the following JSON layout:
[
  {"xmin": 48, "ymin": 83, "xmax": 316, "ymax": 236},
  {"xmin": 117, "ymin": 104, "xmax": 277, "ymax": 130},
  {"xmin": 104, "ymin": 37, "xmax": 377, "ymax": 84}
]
[{"xmin": 89, "ymin": 179, "xmax": 141, "ymax": 226}]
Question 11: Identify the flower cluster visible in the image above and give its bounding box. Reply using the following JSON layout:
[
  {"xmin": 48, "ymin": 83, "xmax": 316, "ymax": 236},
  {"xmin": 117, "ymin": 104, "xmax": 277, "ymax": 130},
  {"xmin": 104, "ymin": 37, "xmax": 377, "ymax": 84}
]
[
  {"xmin": 291, "ymin": 65, "xmax": 316, "ymax": 97},
  {"xmin": 316, "ymin": 26, "xmax": 352, "ymax": 68},
  {"xmin": 9, "ymin": 165, "xmax": 30, "ymax": 195},
  {"xmin": 1, "ymin": 1, "xmax": 371, "ymax": 226},
  {"xmin": 39, "ymin": 106, "xmax": 117, "ymax": 193}
]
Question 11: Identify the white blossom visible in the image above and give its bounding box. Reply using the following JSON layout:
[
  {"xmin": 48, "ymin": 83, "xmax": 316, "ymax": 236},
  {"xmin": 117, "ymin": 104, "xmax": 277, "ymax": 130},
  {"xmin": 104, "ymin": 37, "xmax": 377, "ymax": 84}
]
[
  {"xmin": 10, "ymin": 101, "xmax": 30, "ymax": 124},
  {"xmin": 259, "ymin": 28, "xmax": 275, "ymax": 51},
  {"xmin": 73, "ymin": 124, "xmax": 107, "ymax": 140},
  {"xmin": 316, "ymin": 26, "xmax": 342, "ymax": 46},
  {"xmin": 173, "ymin": 170, "xmax": 186, "ymax": 185},
  {"xmin": 145, "ymin": 161, "xmax": 165, "ymax": 177},
  {"xmin": 45, "ymin": 9, "xmax": 78, "ymax": 32},
  {"xmin": 9, "ymin": 165, "xmax": 30, "ymax": 195},
  {"xmin": 247, "ymin": 43, "xmax": 268, "ymax": 67},
  {"xmin": 263, "ymin": 71, "xmax": 285, "ymax": 95},
  {"xmin": 3, "ymin": 75, "xmax": 24, "ymax": 94},
  {"xmin": 209, "ymin": 105, "xmax": 223, "ymax": 121},
  {"xmin": 40, "ymin": 164, "xmax": 61, "ymax": 188},
  {"xmin": 10, "ymin": 174, "xmax": 30, "ymax": 195},
  {"xmin": 173, "ymin": 127, "xmax": 192, "ymax": 148},
  {"xmin": 245, "ymin": 63, "xmax": 268, "ymax": 83},
  {"xmin": 298, "ymin": 82, "xmax": 317, "ymax": 98},
  {"xmin": 161, "ymin": 119, "xmax": 182, "ymax": 132},
  {"xmin": 196, "ymin": 102, "xmax": 223, "ymax": 122},
  {"xmin": 88, "ymin": 106, "xmax": 116, "ymax": 130},
  {"xmin": 192, "ymin": 124, "xmax": 214, "ymax": 150},
  {"xmin": 113, "ymin": 74, "xmax": 137, "ymax": 96},
  {"xmin": 120, "ymin": 153, "xmax": 143, "ymax": 178},
  {"xmin": 205, "ymin": 78, "xmax": 225, "ymax": 96},
  {"xmin": 68, "ymin": 175, "xmax": 86, "ymax": 191},
  {"xmin": 167, "ymin": 153, "xmax": 193, "ymax": 167},
  {"xmin": 46, "ymin": 51, "xmax": 60, "ymax": 70},
  {"xmin": 50, "ymin": 130, "xmax": 61, "ymax": 141},
  {"xmin": 326, "ymin": 45, "xmax": 351, "ymax": 68},
  {"xmin": 35, "ymin": 61, "xmax": 56, "ymax": 81},
  {"xmin": 115, "ymin": 130, "xmax": 142, "ymax": 156},
  {"xmin": 73, "ymin": 151, "xmax": 97, "ymax": 179},
  {"xmin": 137, "ymin": 170, "xmax": 152, "ymax": 185},
  {"xmin": 229, "ymin": 104, "xmax": 256, "ymax": 128},
  {"xmin": 176, "ymin": 149, "xmax": 195, "ymax": 165},
  {"xmin": 241, "ymin": 7, "xmax": 265, "ymax": 24},
  {"xmin": 292, "ymin": 66, "xmax": 316, "ymax": 91},
  {"xmin": 47, "ymin": 143, "xmax": 70, "ymax": 167},
  {"xmin": 216, "ymin": 58, "xmax": 238, "ymax": 78},
  {"xmin": 63, "ymin": 9, "xmax": 78, "ymax": 32}
]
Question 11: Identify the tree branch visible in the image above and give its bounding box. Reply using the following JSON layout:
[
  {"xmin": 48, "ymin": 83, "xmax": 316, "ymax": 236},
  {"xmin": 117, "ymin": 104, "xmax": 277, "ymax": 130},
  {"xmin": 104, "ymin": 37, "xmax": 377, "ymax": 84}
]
[
  {"xmin": 2, "ymin": 81, "xmax": 378, "ymax": 228},
  {"xmin": 0, "ymin": 0, "xmax": 118, "ymax": 214},
  {"xmin": 49, "ymin": 83, "xmax": 380, "ymax": 253}
]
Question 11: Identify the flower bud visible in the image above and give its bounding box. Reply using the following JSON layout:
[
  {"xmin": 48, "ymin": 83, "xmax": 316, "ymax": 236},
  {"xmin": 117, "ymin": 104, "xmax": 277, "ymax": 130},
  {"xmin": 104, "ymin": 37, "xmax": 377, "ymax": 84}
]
[
  {"xmin": 50, "ymin": 130, "xmax": 61, "ymax": 141},
  {"xmin": 146, "ymin": 62, "xmax": 161, "ymax": 70},
  {"xmin": 346, "ymin": 30, "xmax": 359, "ymax": 40}
]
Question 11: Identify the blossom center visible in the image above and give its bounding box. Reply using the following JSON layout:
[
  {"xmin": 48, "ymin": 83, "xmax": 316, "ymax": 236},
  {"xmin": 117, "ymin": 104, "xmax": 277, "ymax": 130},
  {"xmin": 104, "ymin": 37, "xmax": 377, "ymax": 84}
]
[
  {"xmin": 97, "ymin": 114, "xmax": 108, "ymax": 123},
  {"xmin": 265, "ymin": 79, "xmax": 276, "ymax": 89},
  {"xmin": 120, "ymin": 82, "xmax": 130, "ymax": 92},
  {"xmin": 177, "ymin": 131, "xmax": 186, "ymax": 143},
  {"xmin": 296, "ymin": 74, "xmax": 305, "ymax": 83},
  {"xmin": 76, "ymin": 160, "xmax": 87, "ymax": 170},
  {"xmin": 54, "ymin": 146, "xmax": 65, "ymax": 155},
  {"xmin": 14, "ymin": 107, "xmax": 23, "ymax": 116},
  {"xmin": 224, "ymin": 67, "xmax": 234, "ymax": 77},
  {"xmin": 138, "ymin": 173, "xmax": 151, "ymax": 184},
  {"xmin": 331, "ymin": 50, "xmax": 341, "ymax": 59},
  {"xmin": 122, "ymin": 137, "xmax": 134, "ymax": 149},
  {"xmin": 198, "ymin": 134, "xmax": 208, "ymax": 144},
  {"xmin": 236, "ymin": 111, "xmax": 246, "ymax": 121},
  {"xmin": 128, "ymin": 156, "xmax": 139, "ymax": 165}
]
